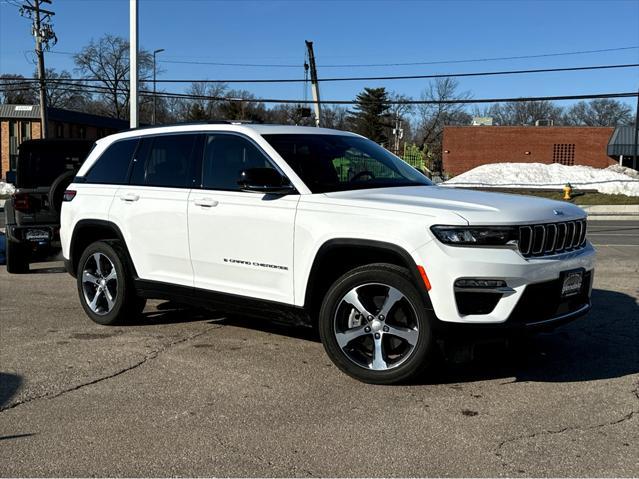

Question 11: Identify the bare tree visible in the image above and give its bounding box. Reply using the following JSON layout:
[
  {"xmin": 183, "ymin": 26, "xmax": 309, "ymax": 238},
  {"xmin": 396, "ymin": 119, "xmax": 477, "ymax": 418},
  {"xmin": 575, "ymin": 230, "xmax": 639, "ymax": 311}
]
[
  {"xmin": 182, "ymin": 81, "xmax": 228, "ymax": 120},
  {"xmin": 0, "ymin": 74, "xmax": 37, "ymax": 104},
  {"xmin": 74, "ymin": 34, "xmax": 153, "ymax": 119},
  {"xmin": 40, "ymin": 68, "xmax": 89, "ymax": 110},
  {"xmin": 267, "ymin": 104, "xmax": 315, "ymax": 126},
  {"xmin": 219, "ymin": 89, "xmax": 268, "ymax": 122},
  {"xmin": 322, "ymin": 105, "xmax": 349, "ymax": 130},
  {"xmin": 388, "ymin": 91, "xmax": 414, "ymax": 121},
  {"xmin": 563, "ymin": 99, "xmax": 633, "ymax": 126},
  {"xmin": 417, "ymin": 78, "xmax": 472, "ymax": 165},
  {"xmin": 488, "ymin": 100, "xmax": 563, "ymax": 126}
]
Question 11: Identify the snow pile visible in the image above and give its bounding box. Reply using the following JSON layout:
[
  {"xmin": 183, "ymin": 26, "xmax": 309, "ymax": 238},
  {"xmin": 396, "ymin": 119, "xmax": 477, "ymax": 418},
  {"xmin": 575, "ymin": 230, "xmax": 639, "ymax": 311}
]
[
  {"xmin": 606, "ymin": 164, "xmax": 639, "ymax": 180},
  {"xmin": 0, "ymin": 182, "xmax": 15, "ymax": 197},
  {"xmin": 443, "ymin": 162, "xmax": 639, "ymax": 197}
]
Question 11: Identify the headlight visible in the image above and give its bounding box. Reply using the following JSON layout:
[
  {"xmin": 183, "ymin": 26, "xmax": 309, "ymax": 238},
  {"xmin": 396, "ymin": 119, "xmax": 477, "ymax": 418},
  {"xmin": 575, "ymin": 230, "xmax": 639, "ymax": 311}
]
[{"xmin": 430, "ymin": 225, "xmax": 518, "ymax": 246}]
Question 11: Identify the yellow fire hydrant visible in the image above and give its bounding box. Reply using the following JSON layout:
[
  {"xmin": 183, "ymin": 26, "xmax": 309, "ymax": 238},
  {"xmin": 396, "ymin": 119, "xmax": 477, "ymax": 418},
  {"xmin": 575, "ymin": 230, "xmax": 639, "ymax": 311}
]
[{"xmin": 563, "ymin": 183, "xmax": 573, "ymax": 200}]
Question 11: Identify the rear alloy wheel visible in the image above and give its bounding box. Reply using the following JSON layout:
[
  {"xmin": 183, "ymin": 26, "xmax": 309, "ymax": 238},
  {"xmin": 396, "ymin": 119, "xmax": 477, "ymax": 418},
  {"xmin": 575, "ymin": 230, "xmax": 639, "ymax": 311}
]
[
  {"xmin": 319, "ymin": 263, "xmax": 433, "ymax": 384},
  {"xmin": 81, "ymin": 251, "xmax": 119, "ymax": 316},
  {"xmin": 76, "ymin": 241, "xmax": 145, "ymax": 325}
]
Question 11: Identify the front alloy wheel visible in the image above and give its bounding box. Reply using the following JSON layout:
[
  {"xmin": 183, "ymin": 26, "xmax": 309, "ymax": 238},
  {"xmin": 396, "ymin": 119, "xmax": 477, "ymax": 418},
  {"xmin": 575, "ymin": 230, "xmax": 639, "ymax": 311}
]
[
  {"xmin": 320, "ymin": 263, "xmax": 433, "ymax": 384},
  {"xmin": 334, "ymin": 283, "xmax": 419, "ymax": 371}
]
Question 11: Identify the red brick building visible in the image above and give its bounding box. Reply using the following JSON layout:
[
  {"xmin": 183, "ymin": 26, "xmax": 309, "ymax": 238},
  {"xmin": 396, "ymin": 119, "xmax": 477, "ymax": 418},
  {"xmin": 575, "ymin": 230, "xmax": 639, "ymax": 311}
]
[{"xmin": 442, "ymin": 126, "xmax": 616, "ymax": 176}]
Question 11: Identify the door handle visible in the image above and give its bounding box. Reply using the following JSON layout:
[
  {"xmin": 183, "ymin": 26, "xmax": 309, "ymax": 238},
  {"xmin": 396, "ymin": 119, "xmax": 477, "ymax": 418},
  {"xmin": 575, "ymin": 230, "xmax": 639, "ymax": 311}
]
[
  {"xmin": 194, "ymin": 198, "xmax": 218, "ymax": 207},
  {"xmin": 120, "ymin": 193, "xmax": 140, "ymax": 202}
]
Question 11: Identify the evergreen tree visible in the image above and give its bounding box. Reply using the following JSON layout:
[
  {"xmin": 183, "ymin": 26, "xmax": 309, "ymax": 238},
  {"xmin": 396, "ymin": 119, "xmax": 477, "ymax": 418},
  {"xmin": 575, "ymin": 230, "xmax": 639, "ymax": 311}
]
[{"xmin": 347, "ymin": 87, "xmax": 391, "ymax": 144}]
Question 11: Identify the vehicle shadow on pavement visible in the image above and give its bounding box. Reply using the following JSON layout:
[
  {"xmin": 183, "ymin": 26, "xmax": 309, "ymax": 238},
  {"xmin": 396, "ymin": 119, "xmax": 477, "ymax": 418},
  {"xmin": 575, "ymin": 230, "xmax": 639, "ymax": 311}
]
[
  {"xmin": 27, "ymin": 265, "xmax": 67, "ymax": 274},
  {"xmin": 0, "ymin": 372, "xmax": 22, "ymax": 408},
  {"xmin": 424, "ymin": 288, "xmax": 639, "ymax": 385},
  {"xmin": 121, "ymin": 289, "xmax": 638, "ymax": 385},
  {"xmin": 129, "ymin": 301, "xmax": 227, "ymax": 326},
  {"xmin": 132, "ymin": 300, "xmax": 320, "ymax": 341},
  {"xmin": 219, "ymin": 315, "xmax": 319, "ymax": 342}
]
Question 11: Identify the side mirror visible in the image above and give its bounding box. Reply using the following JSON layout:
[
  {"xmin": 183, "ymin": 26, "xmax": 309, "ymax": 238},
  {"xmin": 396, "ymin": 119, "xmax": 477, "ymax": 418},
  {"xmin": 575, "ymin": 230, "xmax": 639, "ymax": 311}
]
[{"xmin": 238, "ymin": 168, "xmax": 296, "ymax": 195}]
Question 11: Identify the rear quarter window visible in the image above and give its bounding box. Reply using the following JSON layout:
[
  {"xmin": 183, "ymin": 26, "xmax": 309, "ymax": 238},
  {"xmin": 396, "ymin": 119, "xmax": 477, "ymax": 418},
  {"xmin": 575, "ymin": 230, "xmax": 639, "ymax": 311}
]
[{"xmin": 85, "ymin": 139, "xmax": 139, "ymax": 185}]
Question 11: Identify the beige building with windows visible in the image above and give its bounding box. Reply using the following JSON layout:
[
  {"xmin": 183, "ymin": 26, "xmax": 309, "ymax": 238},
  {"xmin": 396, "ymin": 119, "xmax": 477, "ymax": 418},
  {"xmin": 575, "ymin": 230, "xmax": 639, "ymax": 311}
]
[{"xmin": 0, "ymin": 104, "xmax": 128, "ymax": 179}]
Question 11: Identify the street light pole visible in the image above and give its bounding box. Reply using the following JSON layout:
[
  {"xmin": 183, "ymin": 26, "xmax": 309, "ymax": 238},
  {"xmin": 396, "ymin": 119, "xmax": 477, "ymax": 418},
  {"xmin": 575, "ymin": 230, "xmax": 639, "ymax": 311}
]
[
  {"xmin": 129, "ymin": 0, "xmax": 138, "ymax": 129},
  {"xmin": 152, "ymin": 48, "xmax": 164, "ymax": 125}
]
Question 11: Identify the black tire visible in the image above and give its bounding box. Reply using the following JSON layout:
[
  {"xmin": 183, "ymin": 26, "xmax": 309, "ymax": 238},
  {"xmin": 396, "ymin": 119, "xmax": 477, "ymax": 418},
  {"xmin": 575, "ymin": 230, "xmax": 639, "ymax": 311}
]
[
  {"xmin": 49, "ymin": 170, "xmax": 76, "ymax": 214},
  {"xmin": 6, "ymin": 240, "xmax": 29, "ymax": 274},
  {"xmin": 319, "ymin": 263, "xmax": 434, "ymax": 385},
  {"xmin": 76, "ymin": 240, "xmax": 145, "ymax": 325}
]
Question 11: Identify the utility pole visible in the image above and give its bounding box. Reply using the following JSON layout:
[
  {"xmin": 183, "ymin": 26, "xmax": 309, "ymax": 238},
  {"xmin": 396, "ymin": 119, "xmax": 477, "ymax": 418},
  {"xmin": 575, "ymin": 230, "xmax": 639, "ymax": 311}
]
[
  {"xmin": 392, "ymin": 115, "xmax": 403, "ymax": 154},
  {"xmin": 20, "ymin": 0, "xmax": 56, "ymax": 139},
  {"xmin": 305, "ymin": 40, "xmax": 321, "ymax": 127},
  {"xmin": 130, "ymin": 0, "xmax": 139, "ymax": 128},
  {"xmin": 633, "ymin": 86, "xmax": 639, "ymax": 171},
  {"xmin": 152, "ymin": 48, "xmax": 165, "ymax": 125}
]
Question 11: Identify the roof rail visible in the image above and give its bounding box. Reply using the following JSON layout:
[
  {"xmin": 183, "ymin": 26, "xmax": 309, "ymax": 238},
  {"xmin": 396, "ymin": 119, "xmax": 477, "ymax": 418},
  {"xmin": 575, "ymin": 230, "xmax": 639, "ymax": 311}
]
[{"xmin": 127, "ymin": 119, "xmax": 260, "ymax": 132}]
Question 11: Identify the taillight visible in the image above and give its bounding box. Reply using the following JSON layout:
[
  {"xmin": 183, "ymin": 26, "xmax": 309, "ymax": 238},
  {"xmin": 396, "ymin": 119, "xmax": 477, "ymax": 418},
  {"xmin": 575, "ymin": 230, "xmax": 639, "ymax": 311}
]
[
  {"xmin": 13, "ymin": 192, "xmax": 30, "ymax": 212},
  {"xmin": 63, "ymin": 190, "xmax": 77, "ymax": 202}
]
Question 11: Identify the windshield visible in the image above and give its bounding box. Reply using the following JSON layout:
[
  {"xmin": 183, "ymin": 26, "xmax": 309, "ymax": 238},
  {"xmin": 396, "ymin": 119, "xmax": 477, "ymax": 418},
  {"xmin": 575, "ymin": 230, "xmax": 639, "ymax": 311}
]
[{"xmin": 262, "ymin": 134, "xmax": 432, "ymax": 193}]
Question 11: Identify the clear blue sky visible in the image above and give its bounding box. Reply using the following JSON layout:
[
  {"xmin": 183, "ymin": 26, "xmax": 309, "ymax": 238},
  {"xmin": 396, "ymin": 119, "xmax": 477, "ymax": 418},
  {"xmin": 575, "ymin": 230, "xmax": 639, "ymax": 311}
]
[{"xmin": 1, "ymin": 0, "xmax": 638, "ymax": 108}]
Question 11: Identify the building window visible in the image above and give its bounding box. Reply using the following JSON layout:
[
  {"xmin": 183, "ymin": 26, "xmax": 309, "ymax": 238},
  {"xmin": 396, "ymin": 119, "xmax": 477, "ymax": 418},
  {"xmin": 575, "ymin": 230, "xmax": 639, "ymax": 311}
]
[
  {"xmin": 21, "ymin": 121, "xmax": 31, "ymax": 140},
  {"xmin": 8, "ymin": 121, "xmax": 33, "ymax": 171},
  {"xmin": 553, "ymin": 144, "xmax": 575, "ymax": 166},
  {"xmin": 55, "ymin": 123, "xmax": 64, "ymax": 138}
]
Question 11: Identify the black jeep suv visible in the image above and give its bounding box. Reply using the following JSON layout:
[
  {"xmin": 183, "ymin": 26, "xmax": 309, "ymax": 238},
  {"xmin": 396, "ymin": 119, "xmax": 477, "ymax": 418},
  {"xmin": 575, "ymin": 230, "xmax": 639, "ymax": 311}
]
[{"xmin": 4, "ymin": 139, "xmax": 93, "ymax": 273}]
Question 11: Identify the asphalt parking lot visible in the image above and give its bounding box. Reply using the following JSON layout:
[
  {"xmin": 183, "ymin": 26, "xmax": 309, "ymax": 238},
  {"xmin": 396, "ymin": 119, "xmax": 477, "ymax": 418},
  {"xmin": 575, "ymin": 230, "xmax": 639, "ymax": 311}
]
[{"xmin": 1, "ymin": 221, "xmax": 637, "ymax": 477}]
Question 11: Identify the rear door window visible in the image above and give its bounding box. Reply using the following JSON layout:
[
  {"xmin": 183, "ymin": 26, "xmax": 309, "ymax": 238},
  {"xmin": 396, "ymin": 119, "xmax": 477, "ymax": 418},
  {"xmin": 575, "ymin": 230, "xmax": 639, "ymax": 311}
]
[
  {"xmin": 85, "ymin": 139, "xmax": 139, "ymax": 185},
  {"xmin": 130, "ymin": 134, "xmax": 198, "ymax": 188}
]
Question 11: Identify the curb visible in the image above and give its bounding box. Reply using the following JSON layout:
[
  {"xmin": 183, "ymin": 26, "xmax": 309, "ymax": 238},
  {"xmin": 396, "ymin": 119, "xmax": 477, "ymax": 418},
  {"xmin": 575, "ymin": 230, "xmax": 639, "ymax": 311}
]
[{"xmin": 582, "ymin": 205, "xmax": 639, "ymax": 221}]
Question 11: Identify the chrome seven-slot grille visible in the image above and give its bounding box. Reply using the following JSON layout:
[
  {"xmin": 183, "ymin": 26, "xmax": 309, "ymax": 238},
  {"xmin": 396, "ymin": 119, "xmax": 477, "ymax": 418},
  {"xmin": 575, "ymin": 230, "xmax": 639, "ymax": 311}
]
[{"xmin": 518, "ymin": 219, "xmax": 587, "ymax": 257}]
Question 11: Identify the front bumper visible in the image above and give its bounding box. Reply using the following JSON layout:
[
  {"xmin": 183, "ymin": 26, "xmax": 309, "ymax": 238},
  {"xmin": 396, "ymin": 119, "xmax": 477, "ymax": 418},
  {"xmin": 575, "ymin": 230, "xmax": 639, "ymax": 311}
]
[{"xmin": 413, "ymin": 238, "xmax": 596, "ymax": 329}]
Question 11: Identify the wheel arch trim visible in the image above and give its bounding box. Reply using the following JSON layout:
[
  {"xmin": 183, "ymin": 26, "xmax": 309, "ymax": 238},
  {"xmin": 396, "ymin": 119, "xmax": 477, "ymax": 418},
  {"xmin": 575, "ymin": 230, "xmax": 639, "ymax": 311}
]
[
  {"xmin": 69, "ymin": 219, "xmax": 138, "ymax": 278},
  {"xmin": 302, "ymin": 238, "xmax": 433, "ymax": 310}
]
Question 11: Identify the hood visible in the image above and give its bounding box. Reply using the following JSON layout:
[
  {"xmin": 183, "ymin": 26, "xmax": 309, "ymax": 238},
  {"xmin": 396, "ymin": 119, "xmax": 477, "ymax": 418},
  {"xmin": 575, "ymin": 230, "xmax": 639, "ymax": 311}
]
[{"xmin": 322, "ymin": 186, "xmax": 586, "ymax": 225}]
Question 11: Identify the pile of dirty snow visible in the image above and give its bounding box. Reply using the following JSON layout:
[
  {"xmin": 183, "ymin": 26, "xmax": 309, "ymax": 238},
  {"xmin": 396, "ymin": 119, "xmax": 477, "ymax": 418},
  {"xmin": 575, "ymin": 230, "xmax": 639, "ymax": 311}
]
[
  {"xmin": 0, "ymin": 182, "xmax": 15, "ymax": 197},
  {"xmin": 606, "ymin": 164, "xmax": 639, "ymax": 180},
  {"xmin": 443, "ymin": 162, "xmax": 639, "ymax": 197}
]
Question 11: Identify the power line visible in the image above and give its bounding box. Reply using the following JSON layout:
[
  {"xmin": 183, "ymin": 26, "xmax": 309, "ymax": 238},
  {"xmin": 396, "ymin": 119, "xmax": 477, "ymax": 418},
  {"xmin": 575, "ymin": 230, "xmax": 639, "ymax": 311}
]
[
  {"xmin": 154, "ymin": 45, "xmax": 639, "ymax": 69},
  {"xmin": 148, "ymin": 91, "xmax": 638, "ymax": 106},
  {"xmin": 5, "ymin": 81, "xmax": 638, "ymax": 105},
  {"xmin": 3, "ymin": 62, "xmax": 638, "ymax": 85},
  {"xmin": 318, "ymin": 46, "xmax": 639, "ymax": 68},
  {"xmin": 43, "ymin": 45, "xmax": 639, "ymax": 69}
]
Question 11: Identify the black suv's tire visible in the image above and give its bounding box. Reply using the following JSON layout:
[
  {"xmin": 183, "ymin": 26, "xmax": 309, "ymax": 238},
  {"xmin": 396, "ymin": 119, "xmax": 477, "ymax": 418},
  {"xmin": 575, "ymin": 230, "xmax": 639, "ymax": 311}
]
[
  {"xmin": 76, "ymin": 240, "xmax": 145, "ymax": 325},
  {"xmin": 6, "ymin": 240, "xmax": 29, "ymax": 274},
  {"xmin": 49, "ymin": 170, "xmax": 76, "ymax": 214},
  {"xmin": 319, "ymin": 263, "xmax": 434, "ymax": 384}
]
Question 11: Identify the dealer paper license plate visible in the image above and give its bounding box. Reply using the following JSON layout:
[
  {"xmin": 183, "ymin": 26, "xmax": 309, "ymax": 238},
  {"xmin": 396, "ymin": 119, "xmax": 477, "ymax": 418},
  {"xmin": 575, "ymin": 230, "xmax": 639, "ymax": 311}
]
[
  {"xmin": 561, "ymin": 270, "xmax": 583, "ymax": 297},
  {"xmin": 25, "ymin": 229, "xmax": 50, "ymax": 241}
]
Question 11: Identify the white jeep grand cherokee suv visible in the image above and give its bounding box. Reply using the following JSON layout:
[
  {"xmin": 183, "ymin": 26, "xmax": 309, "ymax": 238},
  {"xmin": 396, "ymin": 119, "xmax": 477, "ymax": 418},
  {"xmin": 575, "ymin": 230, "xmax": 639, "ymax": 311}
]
[{"xmin": 61, "ymin": 123, "xmax": 595, "ymax": 384}]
